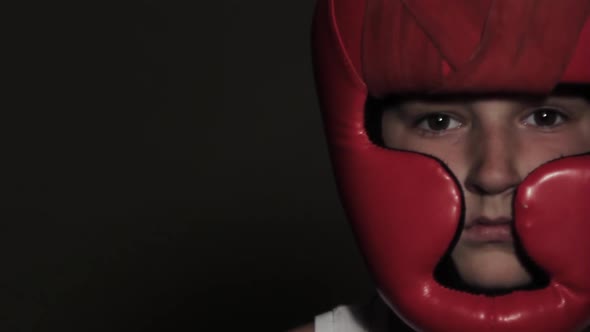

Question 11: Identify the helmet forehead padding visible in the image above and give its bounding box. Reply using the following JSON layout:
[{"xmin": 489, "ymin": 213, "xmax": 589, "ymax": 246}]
[{"xmin": 361, "ymin": 0, "xmax": 590, "ymax": 96}]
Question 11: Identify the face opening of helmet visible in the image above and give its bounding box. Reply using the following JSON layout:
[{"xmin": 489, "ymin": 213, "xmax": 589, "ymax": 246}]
[{"xmin": 364, "ymin": 84, "xmax": 590, "ymax": 295}]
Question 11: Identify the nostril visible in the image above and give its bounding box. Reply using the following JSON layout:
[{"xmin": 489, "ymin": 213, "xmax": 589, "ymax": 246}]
[
  {"xmin": 465, "ymin": 159, "xmax": 522, "ymax": 196},
  {"xmin": 465, "ymin": 182, "xmax": 487, "ymax": 195},
  {"xmin": 465, "ymin": 172, "xmax": 520, "ymax": 196}
]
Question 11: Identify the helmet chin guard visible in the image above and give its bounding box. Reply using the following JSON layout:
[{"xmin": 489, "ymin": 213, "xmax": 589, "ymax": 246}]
[{"xmin": 312, "ymin": 0, "xmax": 590, "ymax": 331}]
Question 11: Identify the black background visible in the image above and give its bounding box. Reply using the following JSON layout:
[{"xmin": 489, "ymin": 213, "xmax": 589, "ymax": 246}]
[{"xmin": 3, "ymin": 1, "xmax": 373, "ymax": 331}]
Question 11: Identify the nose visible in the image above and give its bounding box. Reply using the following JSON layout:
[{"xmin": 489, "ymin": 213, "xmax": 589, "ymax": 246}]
[{"xmin": 465, "ymin": 127, "xmax": 521, "ymax": 196}]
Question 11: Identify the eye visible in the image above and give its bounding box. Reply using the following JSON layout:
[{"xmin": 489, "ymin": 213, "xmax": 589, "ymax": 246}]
[
  {"xmin": 416, "ymin": 113, "xmax": 462, "ymax": 132},
  {"xmin": 523, "ymin": 107, "xmax": 568, "ymax": 128}
]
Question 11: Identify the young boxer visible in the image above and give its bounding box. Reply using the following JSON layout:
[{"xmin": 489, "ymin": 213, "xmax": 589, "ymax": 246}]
[{"xmin": 292, "ymin": 0, "xmax": 590, "ymax": 331}]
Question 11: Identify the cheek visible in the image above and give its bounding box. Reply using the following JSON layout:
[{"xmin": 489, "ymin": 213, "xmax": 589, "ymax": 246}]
[
  {"xmin": 572, "ymin": 128, "xmax": 590, "ymax": 153},
  {"xmin": 382, "ymin": 131, "xmax": 470, "ymax": 183},
  {"xmin": 405, "ymin": 138, "xmax": 469, "ymax": 180},
  {"xmin": 517, "ymin": 130, "xmax": 590, "ymax": 174},
  {"xmin": 381, "ymin": 113, "xmax": 412, "ymax": 148}
]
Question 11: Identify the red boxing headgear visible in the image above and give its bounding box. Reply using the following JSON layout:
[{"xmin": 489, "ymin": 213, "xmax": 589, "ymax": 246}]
[{"xmin": 312, "ymin": 0, "xmax": 590, "ymax": 331}]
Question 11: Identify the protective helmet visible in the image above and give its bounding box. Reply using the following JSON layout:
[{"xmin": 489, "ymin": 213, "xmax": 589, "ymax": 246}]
[{"xmin": 312, "ymin": 1, "xmax": 590, "ymax": 331}]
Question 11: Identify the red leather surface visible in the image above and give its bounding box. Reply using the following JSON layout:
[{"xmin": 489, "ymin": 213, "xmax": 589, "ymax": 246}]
[{"xmin": 312, "ymin": 0, "xmax": 590, "ymax": 330}]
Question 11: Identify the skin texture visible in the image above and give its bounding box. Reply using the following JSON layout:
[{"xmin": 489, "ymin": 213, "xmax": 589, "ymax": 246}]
[{"xmin": 381, "ymin": 92, "xmax": 590, "ymax": 291}]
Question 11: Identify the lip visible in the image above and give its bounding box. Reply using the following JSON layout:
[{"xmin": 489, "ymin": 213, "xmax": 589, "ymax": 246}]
[{"xmin": 463, "ymin": 217, "xmax": 513, "ymax": 244}]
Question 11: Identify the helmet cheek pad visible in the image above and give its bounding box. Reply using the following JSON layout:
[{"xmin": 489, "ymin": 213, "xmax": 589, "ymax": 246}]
[{"xmin": 312, "ymin": 0, "xmax": 590, "ymax": 331}]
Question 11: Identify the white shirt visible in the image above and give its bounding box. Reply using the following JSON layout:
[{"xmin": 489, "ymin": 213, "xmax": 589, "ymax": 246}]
[{"xmin": 314, "ymin": 297, "xmax": 402, "ymax": 332}]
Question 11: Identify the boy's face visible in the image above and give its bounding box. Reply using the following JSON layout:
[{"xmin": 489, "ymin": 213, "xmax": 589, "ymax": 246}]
[{"xmin": 381, "ymin": 92, "xmax": 590, "ymax": 290}]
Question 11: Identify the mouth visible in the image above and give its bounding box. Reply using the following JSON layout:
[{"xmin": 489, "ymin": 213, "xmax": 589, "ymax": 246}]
[{"xmin": 462, "ymin": 216, "xmax": 513, "ymax": 244}]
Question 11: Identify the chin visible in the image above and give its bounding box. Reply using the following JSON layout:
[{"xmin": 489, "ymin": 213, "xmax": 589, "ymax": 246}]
[{"xmin": 452, "ymin": 243, "xmax": 533, "ymax": 291}]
